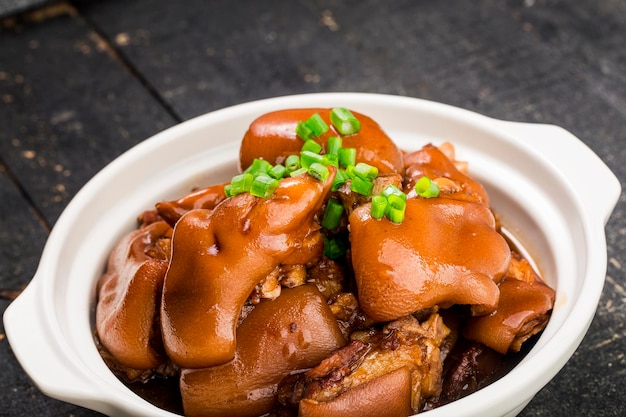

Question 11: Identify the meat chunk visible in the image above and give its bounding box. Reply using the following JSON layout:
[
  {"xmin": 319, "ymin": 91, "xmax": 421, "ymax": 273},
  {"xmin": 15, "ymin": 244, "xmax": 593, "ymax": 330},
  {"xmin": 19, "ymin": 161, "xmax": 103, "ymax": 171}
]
[
  {"xmin": 180, "ymin": 285, "xmax": 346, "ymax": 417},
  {"xmin": 161, "ymin": 172, "xmax": 334, "ymax": 369},
  {"xmin": 288, "ymin": 314, "xmax": 450, "ymax": 415},
  {"xmin": 349, "ymin": 198, "xmax": 511, "ymax": 322},
  {"xmin": 96, "ymin": 221, "xmax": 172, "ymax": 372},
  {"xmin": 462, "ymin": 252, "xmax": 556, "ymax": 354}
]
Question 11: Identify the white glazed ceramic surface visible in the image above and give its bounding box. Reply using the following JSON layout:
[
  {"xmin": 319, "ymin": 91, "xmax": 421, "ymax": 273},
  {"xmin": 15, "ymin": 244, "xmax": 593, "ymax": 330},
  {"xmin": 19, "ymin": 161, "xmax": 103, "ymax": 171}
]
[{"xmin": 4, "ymin": 93, "xmax": 621, "ymax": 417}]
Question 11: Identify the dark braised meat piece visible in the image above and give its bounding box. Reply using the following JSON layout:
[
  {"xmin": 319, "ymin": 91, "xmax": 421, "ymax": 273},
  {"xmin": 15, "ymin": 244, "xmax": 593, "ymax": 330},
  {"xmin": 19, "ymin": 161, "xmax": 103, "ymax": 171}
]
[
  {"xmin": 284, "ymin": 314, "xmax": 450, "ymax": 416},
  {"xmin": 96, "ymin": 220, "xmax": 173, "ymax": 375},
  {"xmin": 423, "ymin": 340, "xmax": 508, "ymax": 410},
  {"xmin": 462, "ymin": 252, "xmax": 556, "ymax": 354}
]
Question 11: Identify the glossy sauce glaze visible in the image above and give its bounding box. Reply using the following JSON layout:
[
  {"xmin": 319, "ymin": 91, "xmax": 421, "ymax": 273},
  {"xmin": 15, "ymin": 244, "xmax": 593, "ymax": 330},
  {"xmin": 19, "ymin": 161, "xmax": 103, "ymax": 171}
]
[{"xmin": 94, "ymin": 108, "xmax": 555, "ymax": 417}]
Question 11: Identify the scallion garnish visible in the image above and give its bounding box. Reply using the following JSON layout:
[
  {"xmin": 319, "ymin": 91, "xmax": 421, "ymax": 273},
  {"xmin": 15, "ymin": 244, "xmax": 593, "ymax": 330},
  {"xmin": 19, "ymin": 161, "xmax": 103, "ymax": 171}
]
[
  {"xmin": 306, "ymin": 113, "xmax": 329, "ymax": 136},
  {"xmin": 331, "ymin": 168, "xmax": 348, "ymax": 191},
  {"xmin": 297, "ymin": 113, "xmax": 329, "ymax": 140},
  {"xmin": 296, "ymin": 121, "xmax": 314, "ymax": 141},
  {"xmin": 244, "ymin": 158, "xmax": 272, "ymax": 175},
  {"xmin": 381, "ymin": 184, "xmax": 407, "ymax": 201},
  {"xmin": 353, "ymin": 162, "xmax": 378, "ymax": 181},
  {"xmin": 371, "ymin": 195, "xmax": 388, "ymax": 219},
  {"xmin": 285, "ymin": 154, "xmax": 301, "ymax": 172},
  {"xmin": 350, "ymin": 175, "xmax": 374, "ymax": 196},
  {"xmin": 268, "ymin": 164, "xmax": 287, "ymax": 179},
  {"xmin": 301, "ymin": 139, "xmax": 323, "ymax": 154},
  {"xmin": 308, "ymin": 162, "xmax": 330, "ymax": 182},
  {"xmin": 321, "ymin": 199, "xmax": 344, "ymax": 230},
  {"xmin": 386, "ymin": 202, "xmax": 406, "ymax": 224},
  {"xmin": 327, "ymin": 136, "xmax": 342, "ymax": 155},
  {"xmin": 330, "ymin": 107, "xmax": 361, "ymax": 135},
  {"xmin": 289, "ymin": 167, "xmax": 308, "ymax": 177},
  {"xmin": 338, "ymin": 147, "xmax": 356, "ymax": 168},
  {"xmin": 415, "ymin": 176, "xmax": 440, "ymax": 198},
  {"xmin": 323, "ymin": 235, "xmax": 347, "ymax": 260},
  {"xmin": 300, "ymin": 150, "xmax": 325, "ymax": 169},
  {"xmin": 230, "ymin": 172, "xmax": 254, "ymax": 195},
  {"xmin": 250, "ymin": 174, "xmax": 279, "ymax": 198},
  {"xmin": 322, "ymin": 153, "xmax": 339, "ymax": 167},
  {"xmin": 371, "ymin": 184, "xmax": 408, "ymax": 223}
]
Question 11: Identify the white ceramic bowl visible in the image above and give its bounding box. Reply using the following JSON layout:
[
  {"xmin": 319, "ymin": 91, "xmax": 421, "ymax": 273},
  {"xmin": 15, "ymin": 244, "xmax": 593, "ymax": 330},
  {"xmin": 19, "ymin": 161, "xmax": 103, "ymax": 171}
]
[{"xmin": 4, "ymin": 93, "xmax": 621, "ymax": 417}]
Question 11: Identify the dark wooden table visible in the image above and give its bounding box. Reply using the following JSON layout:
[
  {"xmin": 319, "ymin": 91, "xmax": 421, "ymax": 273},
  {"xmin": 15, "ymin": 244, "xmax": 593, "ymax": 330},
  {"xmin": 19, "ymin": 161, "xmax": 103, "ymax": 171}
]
[{"xmin": 1, "ymin": 1, "xmax": 625, "ymax": 416}]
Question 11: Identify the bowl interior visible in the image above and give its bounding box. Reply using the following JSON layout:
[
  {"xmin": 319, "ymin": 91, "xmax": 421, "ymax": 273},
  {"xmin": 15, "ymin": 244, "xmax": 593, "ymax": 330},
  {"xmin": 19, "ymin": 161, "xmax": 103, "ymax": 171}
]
[{"xmin": 41, "ymin": 94, "xmax": 589, "ymax": 416}]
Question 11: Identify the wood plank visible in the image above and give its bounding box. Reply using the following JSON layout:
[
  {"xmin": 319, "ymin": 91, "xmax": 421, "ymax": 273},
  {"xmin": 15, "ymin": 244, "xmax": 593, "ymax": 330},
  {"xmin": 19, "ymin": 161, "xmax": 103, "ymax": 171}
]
[{"xmin": 0, "ymin": 7, "xmax": 178, "ymax": 226}]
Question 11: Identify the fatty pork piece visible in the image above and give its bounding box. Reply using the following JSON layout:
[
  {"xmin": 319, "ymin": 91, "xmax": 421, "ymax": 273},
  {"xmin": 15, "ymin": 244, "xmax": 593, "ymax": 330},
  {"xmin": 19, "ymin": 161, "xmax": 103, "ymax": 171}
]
[
  {"xmin": 180, "ymin": 285, "xmax": 346, "ymax": 417},
  {"xmin": 96, "ymin": 220, "xmax": 172, "ymax": 375},
  {"xmin": 403, "ymin": 143, "xmax": 490, "ymax": 206},
  {"xmin": 349, "ymin": 198, "xmax": 511, "ymax": 323},
  {"xmin": 239, "ymin": 108, "xmax": 404, "ymax": 174},
  {"xmin": 294, "ymin": 314, "xmax": 450, "ymax": 417},
  {"xmin": 161, "ymin": 170, "xmax": 334, "ymax": 369},
  {"xmin": 463, "ymin": 252, "xmax": 556, "ymax": 354},
  {"xmin": 155, "ymin": 182, "xmax": 228, "ymax": 227}
]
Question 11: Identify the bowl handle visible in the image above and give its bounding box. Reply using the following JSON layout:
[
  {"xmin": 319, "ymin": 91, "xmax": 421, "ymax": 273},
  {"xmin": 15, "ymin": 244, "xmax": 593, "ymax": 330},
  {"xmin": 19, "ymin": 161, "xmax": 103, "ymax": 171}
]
[
  {"xmin": 3, "ymin": 280, "xmax": 103, "ymax": 410},
  {"xmin": 493, "ymin": 121, "xmax": 621, "ymax": 225}
]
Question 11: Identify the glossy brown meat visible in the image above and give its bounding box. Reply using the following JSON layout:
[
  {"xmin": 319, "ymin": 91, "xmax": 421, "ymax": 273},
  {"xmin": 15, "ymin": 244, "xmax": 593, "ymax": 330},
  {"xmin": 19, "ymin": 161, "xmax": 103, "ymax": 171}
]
[
  {"xmin": 299, "ymin": 367, "xmax": 413, "ymax": 417},
  {"xmin": 179, "ymin": 285, "xmax": 346, "ymax": 417},
  {"xmin": 96, "ymin": 221, "xmax": 172, "ymax": 370},
  {"xmin": 160, "ymin": 171, "xmax": 334, "ymax": 369},
  {"xmin": 462, "ymin": 254, "xmax": 556, "ymax": 354},
  {"xmin": 425, "ymin": 340, "xmax": 507, "ymax": 409},
  {"xmin": 349, "ymin": 198, "xmax": 511, "ymax": 322},
  {"xmin": 239, "ymin": 108, "xmax": 404, "ymax": 174},
  {"xmin": 299, "ymin": 314, "xmax": 450, "ymax": 415},
  {"xmin": 404, "ymin": 143, "xmax": 489, "ymax": 205},
  {"xmin": 155, "ymin": 182, "xmax": 228, "ymax": 227}
]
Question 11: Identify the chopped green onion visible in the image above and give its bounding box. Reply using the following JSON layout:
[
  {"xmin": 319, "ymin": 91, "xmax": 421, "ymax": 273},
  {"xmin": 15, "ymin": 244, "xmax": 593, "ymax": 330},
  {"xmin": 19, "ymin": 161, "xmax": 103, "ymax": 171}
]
[
  {"xmin": 301, "ymin": 139, "xmax": 323, "ymax": 154},
  {"xmin": 386, "ymin": 194, "xmax": 406, "ymax": 224},
  {"xmin": 300, "ymin": 150, "xmax": 325, "ymax": 169},
  {"xmin": 244, "ymin": 158, "xmax": 272, "ymax": 175},
  {"xmin": 250, "ymin": 174, "xmax": 279, "ymax": 198},
  {"xmin": 323, "ymin": 235, "xmax": 347, "ymax": 259},
  {"xmin": 285, "ymin": 154, "xmax": 301, "ymax": 172},
  {"xmin": 415, "ymin": 176, "xmax": 440, "ymax": 198},
  {"xmin": 290, "ymin": 167, "xmax": 308, "ymax": 177},
  {"xmin": 224, "ymin": 184, "xmax": 233, "ymax": 197},
  {"xmin": 306, "ymin": 113, "xmax": 329, "ymax": 137},
  {"xmin": 322, "ymin": 153, "xmax": 339, "ymax": 167},
  {"xmin": 386, "ymin": 194, "xmax": 406, "ymax": 211},
  {"xmin": 296, "ymin": 113, "xmax": 329, "ymax": 140},
  {"xmin": 338, "ymin": 147, "xmax": 356, "ymax": 168},
  {"xmin": 350, "ymin": 175, "xmax": 374, "ymax": 196},
  {"xmin": 353, "ymin": 162, "xmax": 378, "ymax": 181},
  {"xmin": 296, "ymin": 121, "xmax": 314, "ymax": 141},
  {"xmin": 371, "ymin": 185, "xmax": 408, "ymax": 223},
  {"xmin": 371, "ymin": 195, "xmax": 388, "ymax": 219},
  {"xmin": 327, "ymin": 136, "xmax": 342, "ymax": 155},
  {"xmin": 386, "ymin": 204, "xmax": 405, "ymax": 224},
  {"xmin": 269, "ymin": 164, "xmax": 287, "ymax": 179},
  {"xmin": 381, "ymin": 184, "xmax": 407, "ymax": 201},
  {"xmin": 321, "ymin": 199, "xmax": 344, "ymax": 230},
  {"xmin": 330, "ymin": 107, "xmax": 361, "ymax": 135},
  {"xmin": 331, "ymin": 168, "xmax": 349, "ymax": 191},
  {"xmin": 230, "ymin": 172, "xmax": 254, "ymax": 195},
  {"xmin": 308, "ymin": 162, "xmax": 330, "ymax": 182}
]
